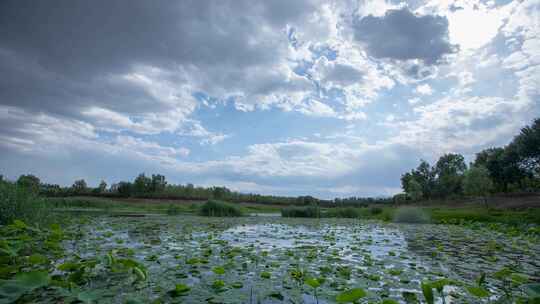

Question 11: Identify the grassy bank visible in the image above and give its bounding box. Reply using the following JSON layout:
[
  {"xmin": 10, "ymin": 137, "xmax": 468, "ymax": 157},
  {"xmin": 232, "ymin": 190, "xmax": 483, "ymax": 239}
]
[{"xmin": 278, "ymin": 204, "xmax": 540, "ymax": 226}]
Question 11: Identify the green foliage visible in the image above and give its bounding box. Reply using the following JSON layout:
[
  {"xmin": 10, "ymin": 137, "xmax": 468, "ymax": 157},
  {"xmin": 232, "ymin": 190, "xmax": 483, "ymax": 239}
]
[
  {"xmin": 421, "ymin": 282, "xmax": 434, "ymax": 304},
  {"xmin": 199, "ymin": 200, "xmax": 243, "ymax": 217},
  {"xmin": 97, "ymin": 180, "xmax": 107, "ymax": 193},
  {"xmin": 0, "ymin": 181, "xmax": 49, "ymax": 225},
  {"xmin": 393, "ymin": 207, "xmax": 430, "ymax": 224},
  {"xmin": 281, "ymin": 205, "xmax": 320, "ymax": 218},
  {"xmin": 463, "ymin": 165, "xmax": 494, "ymax": 208},
  {"xmin": 466, "ymin": 286, "xmax": 489, "ymax": 298},
  {"xmin": 336, "ymin": 288, "xmax": 367, "ymax": 303},
  {"xmin": 523, "ymin": 283, "xmax": 540, "ymax": 301},
  {"xmin": 0, "ymin": 271, "xmax": 50, "ymax": 304},
  {"xmin": 324, "ymin": 207, "xmax": 362, "ymax": 218},
  {"xmin": 401, "ymin": 119, "xmax": 540, "ymax": 198},
  {"xmin": 463, "ymin": 166, "xmax": 494, "ymax": 196},
  {"xmin": 512, "ymin": 118, "xmax": 540, "ymax": 176},
  {"xmin": 434, "ymin": 153, "xmax": 467, "ymax": 197},
  {"xmin": 16, "ymin": 174, "xmax": 40, "ymax": 194},
  {"xmin": 168, "ymin": 284, "xmax": 191, "ymax": 297},
  {"xmin": 71, "ymin": 179, "xmax": 88, "ymax": 194},
  {"xmin": 133, "ymin": 174, "xmax": 152, "ymax": 195},
  {"xmin": 166, "ymin": 204, "xmax": 183, "ymax": 215},
  {"xmin": 304, "ymin": 277, "xmax": 322, "ymax": 288}
]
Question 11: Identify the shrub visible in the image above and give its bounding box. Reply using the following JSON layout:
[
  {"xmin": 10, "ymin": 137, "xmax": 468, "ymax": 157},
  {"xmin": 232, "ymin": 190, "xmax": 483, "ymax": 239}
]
[
  {"xmin": 325, "ymin": 207, "xmax": 363, "ymax": 218},
  {"xmin": 393, "ymin": 207, "xmax": 430, "ymax": 224},
  {"xmin": 199, "ymin": 200, "xmax": 243, "ymax": 217},
  {"xmin": 0, "ymin": 181, "xmax": 49, "ymax": 225},
  {"xmin": 281, "ymin": 206, "xmax": 320, "ymax": 218},
  {"xmin": 369, "ymin": 206, "xmax": 383, "ymax": 215},
  {"xmin": 166, "ymin": 204, "xmax": 182, "ymax": 215}
]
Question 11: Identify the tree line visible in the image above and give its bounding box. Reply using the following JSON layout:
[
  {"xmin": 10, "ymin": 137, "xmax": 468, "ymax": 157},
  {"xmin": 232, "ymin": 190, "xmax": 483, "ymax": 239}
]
[
  {"xmin": 399, "ymin": 118, "xmax": 540, "ymax": 203},
  {"xmin": 3, "ymin": 171, "xmax": 394, "ymax": 207}
]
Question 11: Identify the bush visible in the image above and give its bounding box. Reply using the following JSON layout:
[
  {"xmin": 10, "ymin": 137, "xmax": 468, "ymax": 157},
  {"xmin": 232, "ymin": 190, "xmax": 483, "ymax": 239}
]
[
  {"xmin": 166, "ymin": 204, "xmax": 183, "ymax": 215},
  {"xmin": 199, "ymin": 200, "xmax": 243, "ymax": 217},
  {"xmin": 324, "ymin": 207, "xmax": 363, "ymax": 218},
  {"xmin": 392, "ymin": 207, "xmax": 430, "ymax": 224},
  {"xmin": 281, "ymin": 206, "xmax": 320, "ymax": 218},
  {"xmin": 0, "ymin": 181, "xmax": 49, "ymax": 225},
  {"xmin": 369, "ymin": 206, "xmax": 383, "ymax": 215}
]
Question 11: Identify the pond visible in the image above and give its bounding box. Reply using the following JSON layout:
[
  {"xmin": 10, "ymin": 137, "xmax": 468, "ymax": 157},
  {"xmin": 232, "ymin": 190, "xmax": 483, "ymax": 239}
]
[{"xmin": 18, "ymin": 215, "xmax": 540, "ymax": 303}]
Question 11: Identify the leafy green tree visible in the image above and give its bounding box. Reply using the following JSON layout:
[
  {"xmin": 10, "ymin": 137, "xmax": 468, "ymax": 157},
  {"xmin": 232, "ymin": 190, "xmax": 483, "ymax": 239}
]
[
  {"xmin": 511, "ymin": 118, "xmax": 540, "ymax": 176},
  {"xmin": 116, "ymin": 182, "xmax": 132, "ymax": 197},
  {"xmin": 98, "ymin": 180, "xmax": 107, "ymax": 193},
  {"xmin": 401, "ymin": 160, "xmax": 435, "ymax": 200},
  {"xmin": 463, "ymin": 166, "xmax": 494, "ymax": 209},
  {"xmin": 212, "ymin": 186, "xmax": 231, "ymax": 200},
  {"xmin": 17, "ymin": 174, "xmax": 41, "ymax": 193},
  {"xmin": 150, "ymin": 174, "xmax": 166, "ymax": 193},
  {"xmin": 408, "ymin": 179, "xmax": 423, "ymax": 201},
  {"xmin": 72, "ymin": 179, "xmax": 87, "ymax": 194},
  {"xmin": 434, "ymin": 153, "xmax": 467, "ymax": 198},
  {"xmin": 133, "ymin": 173, "xmax": 151, "ymax": 195},
  {"xmin": 474, "ymin": 147, "xmax": 528, "ymax": 192}
]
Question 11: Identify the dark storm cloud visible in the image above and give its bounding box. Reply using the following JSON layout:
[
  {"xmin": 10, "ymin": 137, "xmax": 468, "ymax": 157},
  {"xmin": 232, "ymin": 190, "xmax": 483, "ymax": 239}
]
[
  {"xmin": 353, "ymin": 8, "xmax": 458, "ymax": 64},
  {"xmin": 0, "ymin": 0, "xmax": 316, "ymax": 122}
]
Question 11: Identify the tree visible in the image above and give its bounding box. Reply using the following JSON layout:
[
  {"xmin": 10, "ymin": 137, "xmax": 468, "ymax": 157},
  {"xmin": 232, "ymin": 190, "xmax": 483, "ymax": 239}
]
[
  {"xmin": 133, "ymin": 173, "xmax": 151, "ymax": 195},
  {"xmin": 72, "ymin": 179, "xmax": 87, "ymax": 194},
  {"xmin": 474, "ymin": 147, "xmax": 528, "ymax": 192},
  {"xmin": 434, "ymin": 153, "xmax": 467, "ymax": 198},
  {"xmin": 401, "ymin": 173, "xmax": 423, "ymax": 201},
  {"xmin": 401, "ymin": 160, "xmax": 436, "ymax": 200},
  {"xmin": 150, "ymin": 174, "xmax": 167, "ymax": 193},
  {"xmin": 98, "ymin": 180, "xmax": 107, "ymax": 193},
  {"xmin": 463, "ymin": 166, "xmax": 494, "ymax": 209},
  {"xmin": 116, "ymin": 182, "xmax": 133, "ymax": 197},
  {"xmin": 407, "ymin": 179, "xmax": 423, "ymax": 201},
  {"xmin": 511, "ymin": 118, "xmax": 540, "ymax": 176},
  {"xmin": 17, "ymin": 174, "xmax": 41, "ymax": 193}
]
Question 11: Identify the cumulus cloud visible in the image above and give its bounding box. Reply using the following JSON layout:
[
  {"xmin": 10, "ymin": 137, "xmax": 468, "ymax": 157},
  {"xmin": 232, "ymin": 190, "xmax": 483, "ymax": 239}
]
[
  {"xmin": 353, "ymin": 7, "xmax": 458, "ymax": 64},
  {"xmin": 415, "ymin": 84, "xmax": 433, "ymax": 95}
]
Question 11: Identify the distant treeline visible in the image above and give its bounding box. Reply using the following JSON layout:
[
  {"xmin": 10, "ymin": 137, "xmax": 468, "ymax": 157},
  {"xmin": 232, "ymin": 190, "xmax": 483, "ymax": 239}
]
[
  {"xmin": 2, "ymin": 173, "xmax": 392, "ymax": 207},
  {"xmin": 399, "ymin": 118, "xmax": 540, "ymax": 202}
]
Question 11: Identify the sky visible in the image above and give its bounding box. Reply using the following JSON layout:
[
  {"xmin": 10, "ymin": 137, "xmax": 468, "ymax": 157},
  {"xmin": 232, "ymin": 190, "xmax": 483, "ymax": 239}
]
[{"xmin": 0, "ymin": 0, "xmax": 539, "ymax": 199}]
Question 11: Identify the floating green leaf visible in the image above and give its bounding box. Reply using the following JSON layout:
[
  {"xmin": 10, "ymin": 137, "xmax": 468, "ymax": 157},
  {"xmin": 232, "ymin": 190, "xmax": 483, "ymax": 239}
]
[
  {"xmin": 466, "ymin": 286, "xmax": 490, "ymax": 298},
  {"xmin": 421, "ymin": 282, "xmax": 434, "ymax": 304},
  {"xmin": 336, "ymin": 288, "xmax": 367, "ymax": 303}
]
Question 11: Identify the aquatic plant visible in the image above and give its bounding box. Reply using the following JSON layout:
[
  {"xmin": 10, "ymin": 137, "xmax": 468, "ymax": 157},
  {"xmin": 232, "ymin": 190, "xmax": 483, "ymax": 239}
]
[
  {"xmin": 0, "ymin": 181, "xmax": 49, "ymax": 225},
  {"xmin": 336, "ymin": 288, "xmax": 367, "ymax": 303},
  {"xmin": 281, "ymin": 205, "xmax": 320, "ymax": 218},
  {"xmin": 199, "ymin": 200, "xmax": 243, "ymax": 217}
]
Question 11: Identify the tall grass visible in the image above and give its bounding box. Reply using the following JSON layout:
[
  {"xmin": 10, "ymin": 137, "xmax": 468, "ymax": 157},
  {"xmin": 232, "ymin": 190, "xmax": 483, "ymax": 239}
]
[
  {"xmin": 199, "ymin": 200, "xmax": 243, "ymax": 217},
  {"xmin": 392, "ymin": 207, "xmax": 430, "ymax": 223},
  {"xmin": 281, "ymin": 206, "xmax": 320, "ymax": 218},
  {"xmin": 0, "ymin": 181, "xmax": 49, "ymax": 225}
]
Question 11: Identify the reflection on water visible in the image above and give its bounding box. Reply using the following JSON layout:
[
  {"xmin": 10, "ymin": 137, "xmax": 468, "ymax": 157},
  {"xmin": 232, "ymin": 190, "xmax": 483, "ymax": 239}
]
[{"xmin": 221, "ymin": 223, "xmax": 408, "ymax": 260}]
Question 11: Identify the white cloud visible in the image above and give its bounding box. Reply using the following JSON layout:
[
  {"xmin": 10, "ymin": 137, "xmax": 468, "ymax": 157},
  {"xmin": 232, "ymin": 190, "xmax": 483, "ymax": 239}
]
[
  {"xmin": 408, "ymin": 97, "xmax": 421, "ymax": 105},
  {"xmin": 415, "ymin": 84, "xmax": 433, "ymax": 95},
  {"xmin": 391, "ymin": 95, "xmax": 527, "ymax": 154}
]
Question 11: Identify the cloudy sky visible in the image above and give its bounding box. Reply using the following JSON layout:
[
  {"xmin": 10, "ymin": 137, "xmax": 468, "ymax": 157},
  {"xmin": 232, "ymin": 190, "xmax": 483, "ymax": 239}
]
[{"xmin": 0, "ymin": 0, "xmax": 538, "ymax": 198}]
